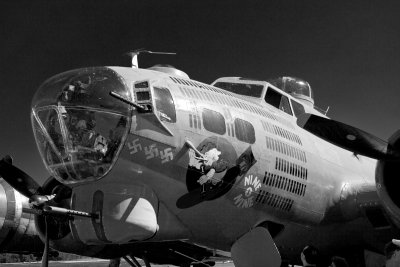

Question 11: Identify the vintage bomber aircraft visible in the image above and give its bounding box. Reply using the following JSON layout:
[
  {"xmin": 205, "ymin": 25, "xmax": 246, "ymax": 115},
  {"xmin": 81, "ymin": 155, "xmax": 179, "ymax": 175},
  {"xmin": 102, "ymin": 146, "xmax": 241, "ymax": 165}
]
[{"xmin": 0, "ymin": 51, "xmax": 400, "ymax": 267}]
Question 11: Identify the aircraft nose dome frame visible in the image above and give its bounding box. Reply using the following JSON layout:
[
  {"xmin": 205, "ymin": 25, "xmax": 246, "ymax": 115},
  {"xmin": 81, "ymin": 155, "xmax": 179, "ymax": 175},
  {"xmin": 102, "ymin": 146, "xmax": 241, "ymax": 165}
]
[{"xmin": 31, "ymin": 67, "xmax": 132, "ymax": 184}]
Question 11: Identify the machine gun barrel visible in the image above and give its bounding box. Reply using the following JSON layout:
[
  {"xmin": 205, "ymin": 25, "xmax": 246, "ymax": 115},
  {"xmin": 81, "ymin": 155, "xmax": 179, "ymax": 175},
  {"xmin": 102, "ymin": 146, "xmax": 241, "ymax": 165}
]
[{"xmin": 23, "ymin": 206, "xmax": 98, "ymax": 219}]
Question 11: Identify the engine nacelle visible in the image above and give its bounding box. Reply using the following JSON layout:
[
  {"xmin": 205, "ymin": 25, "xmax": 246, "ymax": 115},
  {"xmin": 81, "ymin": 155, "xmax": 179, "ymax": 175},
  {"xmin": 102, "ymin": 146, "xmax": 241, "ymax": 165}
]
[
  {"xmin": 35, "ymin": 177, "xmax": 143, "ymax": 259},
  {"xmin": 70, "ymin": 181, "xmax": 158, "ymax": 245},
  {"xmin": 0, "ymin": 178, "xmax": 43, "ymax": 254},
  {"xmin": 33, "ymin": 177, "xmax": 103, "ymax": 258},
  {"xmin": 375, "ymin": 131, "xmax": 400, "ymax": 228}
]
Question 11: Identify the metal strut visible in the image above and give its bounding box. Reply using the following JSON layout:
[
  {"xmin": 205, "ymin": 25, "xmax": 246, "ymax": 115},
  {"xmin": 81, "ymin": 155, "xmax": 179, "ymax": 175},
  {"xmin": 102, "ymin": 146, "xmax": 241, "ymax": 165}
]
[
  {"xmin": 142, "ymin": 254, "xmax": 151, "ymax": 267},
  {"xmin": 169, "ymin": 249, "xmax": 211, "ymax": 267},
  {"xmin": 122, "ymin": 256, "xmax": 140, "ymax": 267},
  {"xmin": 124, "ymin": 254, "xmax": 151, "ymax": 267}
]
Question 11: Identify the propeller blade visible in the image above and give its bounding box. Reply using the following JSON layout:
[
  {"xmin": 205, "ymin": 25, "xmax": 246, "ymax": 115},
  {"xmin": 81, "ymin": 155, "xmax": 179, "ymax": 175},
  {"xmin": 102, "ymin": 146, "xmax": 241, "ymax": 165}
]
[
  {"xmin": 0, "ymin": 156, "xmax": 42, "ymax": 198},
  {"xmin": 231, "ymin": 227, "xmax": 281, "ymax": 267},
  {"xmin": 297, "ymin": 114, "xmax": 400, "ymax": 160},
  {"xmin": 42, "ymin": 216, "xmax": 49, "ymax": 267}
]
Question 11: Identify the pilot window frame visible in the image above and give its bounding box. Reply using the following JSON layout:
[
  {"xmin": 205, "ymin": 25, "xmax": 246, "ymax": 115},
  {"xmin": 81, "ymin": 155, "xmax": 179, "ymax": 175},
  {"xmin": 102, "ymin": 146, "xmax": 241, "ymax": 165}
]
[
  {"xmin": 234, "ymin": 118, "xmax": 256, "ymax": 144},
  {"xmin": 290, "ymin": 99, "xmax": 306, "ymax": 118},
  {"xmin": 213, "ymin": 82, "xmax": 264, "ymax": 98},
  {"xmin": 202, "ymin": 108, "xmax": 226, "ymax": 135},
  {"xmin": 264, "ymin": 87, "xmax": 293, "ymax": 116}
]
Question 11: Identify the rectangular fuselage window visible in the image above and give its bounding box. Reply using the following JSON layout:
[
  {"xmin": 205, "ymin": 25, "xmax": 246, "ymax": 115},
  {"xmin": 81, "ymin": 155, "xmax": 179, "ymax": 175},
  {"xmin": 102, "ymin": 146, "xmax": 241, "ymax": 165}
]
[
  {"xmin": 234, "ymin": 118, "xmax": 256, "ymax": 144},
  {"xmin": 202, "ymin": 108, "xmax": 226, "ymax": 135},
  {"xmin": 265, "ymin": 88, "xmax": 293, "ymax": 116}
]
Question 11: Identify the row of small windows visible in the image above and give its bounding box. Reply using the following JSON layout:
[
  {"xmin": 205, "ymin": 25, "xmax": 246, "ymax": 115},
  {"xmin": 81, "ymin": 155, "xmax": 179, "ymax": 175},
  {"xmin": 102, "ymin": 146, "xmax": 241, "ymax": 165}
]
[
  {"xmin": 275, "ymin": 157, "xmax": 308, "ymax": 180},
  {"xmin": 262, "ymin": 120, "xmax": 302, "ymax": 145},
  {"xmin": 177, "ymin": 81, "xmax": 291, "ymax": 123},
  {"xmin": 255, "ymin": 191, "xmax": 294, "ymax": 212},
  {"xmin": 177, "ymin": 84, "xmax": 297, "ymax": 132},
  {"xmin": 263, "ymin": 172, "xmax": 306, "ymax": 196},
  {"xmin": 201, "ymin": 109, "xmax": 256, "ymax": 144},
  {"xmin": 266, "ymin": 137, "xmax": 307, "ymax": 163},
  {"xmin": 173, "ymin": 77, "xmax": 297, "ymax": 131},
  {"xmin": 179, "ymin": 86, "xmax": 276, "ymax": 121},
  {"xmin": 189, "ymin": 114, "xmax": 201, "ymax": 130}
]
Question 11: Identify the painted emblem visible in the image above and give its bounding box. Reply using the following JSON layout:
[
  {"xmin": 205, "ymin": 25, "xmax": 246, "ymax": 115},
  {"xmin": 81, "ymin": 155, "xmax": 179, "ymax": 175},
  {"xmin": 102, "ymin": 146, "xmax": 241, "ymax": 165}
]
[
  {"xmin": 127, "ymin": 138, "xmax": 174, "ymax": 164},
  {"xmin": 188, "ymin": 148, "xmax": 223, "ymax": 186},
  {"xmin": 185, "ymin": 137, "xmax": 236, "ymax": 193},
  {"xmin": 234, "ymin": 174, "xmax": 261, "ymax": 208},
  {"xmin": 176, "ymin": 136, "xmax": 257, "ymax": 209}
]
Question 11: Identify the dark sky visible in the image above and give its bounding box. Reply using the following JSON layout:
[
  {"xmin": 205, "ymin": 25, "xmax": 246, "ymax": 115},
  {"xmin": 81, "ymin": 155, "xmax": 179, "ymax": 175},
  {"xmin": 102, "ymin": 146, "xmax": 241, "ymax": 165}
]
[{"xmin": 1, "ymin": 0, "xmax": 400, "ymax": 184}]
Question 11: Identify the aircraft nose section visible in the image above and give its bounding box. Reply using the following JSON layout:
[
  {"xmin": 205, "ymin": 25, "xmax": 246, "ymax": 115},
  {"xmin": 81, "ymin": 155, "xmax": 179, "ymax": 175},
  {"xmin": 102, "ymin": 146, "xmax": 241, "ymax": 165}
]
[
  {"xmin": 31, "ymin": 67, "xmax": 132, "ymax": 114},
  {"xmin": 30, "ymin": 67, "xmax": 133, "ymax": 184}
]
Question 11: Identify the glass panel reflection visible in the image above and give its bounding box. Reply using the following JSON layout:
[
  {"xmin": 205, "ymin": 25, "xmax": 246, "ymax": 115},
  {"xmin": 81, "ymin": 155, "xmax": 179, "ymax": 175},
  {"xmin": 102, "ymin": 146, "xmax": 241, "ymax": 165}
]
[
  {"xmin": 32, "ymin": 106, "xmax": 128, "ymax": 184},
  {"xmin": 31, "ymin": 67, "xmax": 131, "ymax": 184}
]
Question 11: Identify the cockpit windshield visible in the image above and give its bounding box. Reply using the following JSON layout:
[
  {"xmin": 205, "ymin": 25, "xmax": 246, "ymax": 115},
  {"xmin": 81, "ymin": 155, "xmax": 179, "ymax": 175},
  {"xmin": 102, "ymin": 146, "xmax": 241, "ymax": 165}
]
[
  {"xmin": 31, "ymin": 67, "xmax": 132, "ymax": 184},
  {"xmin": 213, "ymin": 82, "xmax": 264, "ymax": 98}
]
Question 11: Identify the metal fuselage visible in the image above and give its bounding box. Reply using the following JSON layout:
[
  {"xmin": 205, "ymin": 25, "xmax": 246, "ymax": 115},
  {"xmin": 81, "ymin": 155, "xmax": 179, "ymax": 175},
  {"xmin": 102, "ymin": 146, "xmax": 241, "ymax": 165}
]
[{"xmin": 43, "ymin": 66, "xmax": 386, "ymax": 262}]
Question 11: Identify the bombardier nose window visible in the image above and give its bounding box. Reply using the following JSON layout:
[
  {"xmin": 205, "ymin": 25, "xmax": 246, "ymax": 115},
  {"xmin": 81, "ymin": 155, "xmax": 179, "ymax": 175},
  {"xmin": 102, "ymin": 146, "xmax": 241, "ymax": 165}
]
[
  {"xmin": 33, "ymin": 107, "xmax": 127, "ymax": 183},
  {"xmin": 31, "ymin": 67, "xmax": 132, "ymax": 184}
]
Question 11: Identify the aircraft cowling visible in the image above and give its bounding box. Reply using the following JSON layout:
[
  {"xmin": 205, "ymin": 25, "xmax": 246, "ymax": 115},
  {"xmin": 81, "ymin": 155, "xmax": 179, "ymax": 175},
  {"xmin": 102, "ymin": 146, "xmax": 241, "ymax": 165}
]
[
  {"xmin": 375, "ymin": 131, "xmax": 400, "ymax": 228},
  {"xmin": 34, "ymin": 177, "xmax": 160, "ymax": 258},
  {"xmin": 0, "ymin": 178, "xmax": 43, "ymax": 254},
  {"xmin": 33, "ymin": 177, "xmax": 111, "ymax": 258},
  {"xmin": 70, "ymin": 181, "xmax": 159, "ymax": 245},
  {"xmin": 33, "ymin": 177, "xmax": 76, "ymax": 253}
]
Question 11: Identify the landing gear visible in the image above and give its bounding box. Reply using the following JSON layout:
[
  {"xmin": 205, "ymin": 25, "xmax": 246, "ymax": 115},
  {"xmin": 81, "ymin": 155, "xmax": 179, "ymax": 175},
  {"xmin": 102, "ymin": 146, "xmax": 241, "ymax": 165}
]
[
  {"xmin": 142, "ymin": 254, "xmax": 151, "ymax": 267},
  {"xmin": 118, "ymin": 254, "xmax": 152, "ymax": 267},
  {"xmin": 179, "ymin": 261, "xmax": 215, "ymax": 267}
]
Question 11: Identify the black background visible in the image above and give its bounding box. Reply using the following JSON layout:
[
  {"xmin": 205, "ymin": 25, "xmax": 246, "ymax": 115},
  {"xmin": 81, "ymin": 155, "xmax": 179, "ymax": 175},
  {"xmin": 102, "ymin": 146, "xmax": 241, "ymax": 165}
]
[{"xmin": 1, "ymin": 0, "xmax": 400, "ymax": 183}]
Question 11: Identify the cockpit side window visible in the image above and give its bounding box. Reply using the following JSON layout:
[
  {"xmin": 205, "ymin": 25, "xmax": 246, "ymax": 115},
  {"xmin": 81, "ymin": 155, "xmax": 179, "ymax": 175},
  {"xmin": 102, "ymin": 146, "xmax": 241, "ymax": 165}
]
[
  {"xmin": 202, "ymin": 108, "xmax": 226, "ymax": 135},
  {"xmin": 265, "ymin": 88, "xmax": 293, "ymax": 115},
  {"xmin": 213, "ymin": 82, "xmax": 264, "ymax": 98},
  {"xmin": 279, "ymin": 96, "xmax": 292, "ymax": 115},
  {"xmin": 153, "ymin": 87, "xmax": 176, "ymax": 123},
  {"xmin": 290, "ymin": 100, "xmax": 305, "ymax": 117}
]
